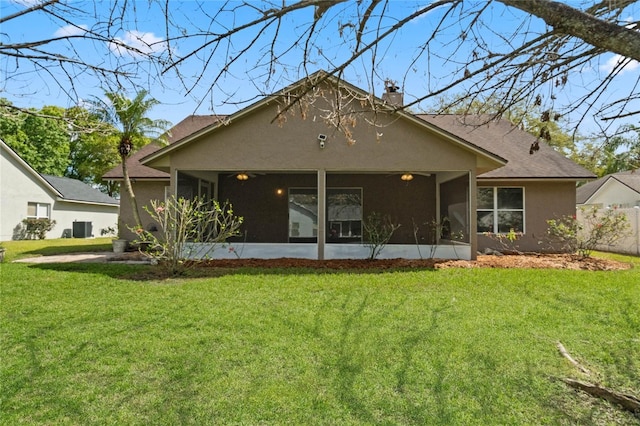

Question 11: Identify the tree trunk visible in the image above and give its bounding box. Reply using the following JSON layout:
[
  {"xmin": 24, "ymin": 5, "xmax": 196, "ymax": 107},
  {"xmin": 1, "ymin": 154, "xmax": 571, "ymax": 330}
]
[
  {"xmin": 120, "ymin": 154, "xmax": 143, "ymax": 232},
  {"xmin": 499, "ymin": 0, "xmax": 640, "ymax": 61}
]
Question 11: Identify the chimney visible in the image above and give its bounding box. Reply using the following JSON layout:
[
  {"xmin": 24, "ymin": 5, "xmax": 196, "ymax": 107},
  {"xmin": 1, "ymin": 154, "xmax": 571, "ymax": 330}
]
[{"xmin": 382, "ymin": 80, "xmax": 403, "ymax": 107}]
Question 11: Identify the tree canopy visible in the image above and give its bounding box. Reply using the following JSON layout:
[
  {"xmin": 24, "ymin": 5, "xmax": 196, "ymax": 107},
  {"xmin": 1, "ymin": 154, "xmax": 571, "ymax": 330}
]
[{"xmin": 0, "ymin": 102, "xmax": 69, "ymax": 175}]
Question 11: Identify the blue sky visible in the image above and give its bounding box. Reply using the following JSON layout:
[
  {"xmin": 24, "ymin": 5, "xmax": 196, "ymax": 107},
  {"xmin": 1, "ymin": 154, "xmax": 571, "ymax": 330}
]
[{"xmin": 1, "ymin": 0, "xmax": 638, "ymax": 135}]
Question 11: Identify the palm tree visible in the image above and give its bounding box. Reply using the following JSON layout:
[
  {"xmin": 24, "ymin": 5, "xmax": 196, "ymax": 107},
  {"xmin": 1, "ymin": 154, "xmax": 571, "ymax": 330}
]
[{"xmin": 92, "ymin": 90, "xmax": 171, "ymax": 230}]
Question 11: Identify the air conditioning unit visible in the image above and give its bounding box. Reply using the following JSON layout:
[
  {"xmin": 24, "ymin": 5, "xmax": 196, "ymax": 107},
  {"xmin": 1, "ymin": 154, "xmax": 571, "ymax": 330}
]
[{"xmin": 72, "ymin": 221, "xmax": 93, "ymax": 238}]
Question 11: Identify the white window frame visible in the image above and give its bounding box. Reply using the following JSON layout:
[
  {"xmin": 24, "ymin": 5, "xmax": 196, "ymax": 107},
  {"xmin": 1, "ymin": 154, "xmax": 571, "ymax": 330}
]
[
  {"xmin": 27, "ymin": 202, "xmax": 51, "ymax": 219},
  {"xmin": 477, "ymin": 187, "xmax": 525, "ymax": 234}
]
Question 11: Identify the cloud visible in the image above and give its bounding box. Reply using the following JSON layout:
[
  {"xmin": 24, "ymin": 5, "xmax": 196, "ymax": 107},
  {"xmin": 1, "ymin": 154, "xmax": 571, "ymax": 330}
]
[
  {"xmin": 601, "ymin": 54, "xmax": 640, "ymax": 75},
  {"xmin": 600, "ymin": 16, "xmax": 640, "ymax": 74},
  {"xmin": 109, "ymin": 30, "xmax": 168, "ymax": 57},
  {"xmin": 54, "ymin": 24, "xmax": 88, "ymax": 37}
]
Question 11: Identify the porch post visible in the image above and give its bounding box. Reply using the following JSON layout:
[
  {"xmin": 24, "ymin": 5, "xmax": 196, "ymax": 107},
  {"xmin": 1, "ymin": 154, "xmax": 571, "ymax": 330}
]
[
  {"xmin": 317, "ymin": 169, "xmax": 326, "ymax": 260},
  {"xmin": 468, "ymin": 170, "xmax": 478, "ymax": 260}
]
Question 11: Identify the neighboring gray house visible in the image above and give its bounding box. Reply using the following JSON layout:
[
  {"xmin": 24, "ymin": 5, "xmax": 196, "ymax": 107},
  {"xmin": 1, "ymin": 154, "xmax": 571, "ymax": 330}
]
[
  {"xmin": 1, "ymin": 139, "xmax": 119, "ymax": 241},
  {"xmin": 577, "ymin": 169, "xmax": 640, "ymax": 208}
]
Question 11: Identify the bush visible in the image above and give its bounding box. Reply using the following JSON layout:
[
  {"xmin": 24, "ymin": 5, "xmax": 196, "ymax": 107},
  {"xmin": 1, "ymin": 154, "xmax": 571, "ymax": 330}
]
[
  {"xmin": 545, "ymin": 206, "xmax": 630, "ymax": 257},
  {"xmin": 21, "ymin": 218, "xmax": 56, "ymax": 240},
  {"xmin": 483, "ymin": 228, "xmax": 523, "ymax": 254},
  {"xmin": 363, "ymin": 212, "xmax": 400, "ymax": 260},
  {"xmin": 134, "ymin": 196, "xmax": 243, "ymax": 276}
]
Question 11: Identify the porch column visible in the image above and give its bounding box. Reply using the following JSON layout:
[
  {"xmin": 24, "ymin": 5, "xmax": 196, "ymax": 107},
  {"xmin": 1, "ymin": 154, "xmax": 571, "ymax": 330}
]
[
  {"xmin": 317, "ymin": 169, "xmax": 326, "ymax": 260},
  {"xmin": 468, "ymin": 170, "xmax": 478, "ymax": 260}
]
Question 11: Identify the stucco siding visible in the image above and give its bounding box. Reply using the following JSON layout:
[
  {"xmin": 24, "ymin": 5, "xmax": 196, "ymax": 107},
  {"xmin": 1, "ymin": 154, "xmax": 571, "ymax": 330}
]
[
  {"xmin": 165, "ymin": 102, "xmax": 478, "ymax": 173},
  {"xmin": 119, "ymin": 181, "xmax": 167, "ymax": 240},
  {"xmin": 50, "ymin": 201, "xmax": 119, "ymax": 238},
  {"xmin": 1, "ymin": 147, "xmax": 57, "ymax": 240},
  {"xmin": 477, "ymin": 180, "xmax": 576, "ymax": 252}
]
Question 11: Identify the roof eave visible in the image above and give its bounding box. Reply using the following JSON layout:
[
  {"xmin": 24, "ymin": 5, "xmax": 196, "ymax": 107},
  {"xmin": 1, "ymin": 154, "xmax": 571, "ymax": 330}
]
[
  {"xmin": 102, "ymin": 177, "xmax": 170, "ymax": 182},
  {"xmin": 478, "ymin": 176, "xmax": 596, "ymax": 181},
  {"xmin": 57, "ymin": 198, "xmax": 119, "ymax": 207},
  {"xmin": 1, "ymin": 139, "xmax": 64, "ymax": 198}
]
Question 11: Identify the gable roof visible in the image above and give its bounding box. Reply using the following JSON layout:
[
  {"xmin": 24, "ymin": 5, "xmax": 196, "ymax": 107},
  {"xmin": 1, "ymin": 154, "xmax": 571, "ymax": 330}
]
[
  {"xmin": 418, "ymin": 115, "xmax": 596, "ymax": 180},
  {"xmin": 104, "ymin": 72, "xmax": 593, "ymax": 181},
  {"xmin": 102, "ymin": 114, "xmax": 223, "ymax": 180},
  {"xmin": 42, "ymin": 175, "xmax": 118, "ymax": 206},
  {"xmin": 576, "ymin": 169, "xmax": 640, "ymax": 204},
  {"xmin": 1, "ymin": 139, "xmax": 63, "ymax": 198},
  {"xmin": 140, "ymin": 71, "xmax": 507, "ymax": 170},
  {"xmin": 2, "ymin": 139, "xmax": 118, "ymax": 206}
]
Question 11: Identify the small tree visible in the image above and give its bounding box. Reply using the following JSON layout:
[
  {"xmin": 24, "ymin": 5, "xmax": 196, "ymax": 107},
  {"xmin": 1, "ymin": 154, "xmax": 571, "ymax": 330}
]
[
  {"xmin": 545, "ymin": 206, "xmax": 630, "ymax": 258},
  {"xmin": 362, "ymin": 212, "xmax": 400, "ymax": 260},
  {"xmin": 91, "ymin": 90, "xmax": 170, "ymax": 232},
  {"xmin": 134, "ymin": 196, "xmax": 243, "ymax": 276}
]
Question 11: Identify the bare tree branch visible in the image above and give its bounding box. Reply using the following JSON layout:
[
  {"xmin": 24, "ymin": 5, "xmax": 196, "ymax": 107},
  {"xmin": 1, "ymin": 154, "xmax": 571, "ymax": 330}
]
[{"xmin": 499, "ymin": 0, "xmax": 640, "ymax": 61}]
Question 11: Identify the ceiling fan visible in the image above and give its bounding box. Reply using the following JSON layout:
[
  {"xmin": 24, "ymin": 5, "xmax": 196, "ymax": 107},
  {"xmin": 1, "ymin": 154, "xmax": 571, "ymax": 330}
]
[{"xmin": 229, "ymin": 172, "xmax": 262, "ymax": 181}]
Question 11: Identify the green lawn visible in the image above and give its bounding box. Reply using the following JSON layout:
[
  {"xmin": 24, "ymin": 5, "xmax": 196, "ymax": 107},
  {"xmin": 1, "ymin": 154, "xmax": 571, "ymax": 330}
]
[{"xmin": 1, "ymin": 240, "xmax": 639, "ymax": 425}]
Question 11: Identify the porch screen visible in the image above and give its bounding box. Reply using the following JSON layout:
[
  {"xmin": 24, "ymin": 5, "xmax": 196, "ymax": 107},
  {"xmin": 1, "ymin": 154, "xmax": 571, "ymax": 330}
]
[
  {"xmin": 327, "ymin": 188, "xmax": 362, "ymax": 241},
  {"xmin": 289, "ymin": 189, "xmax": 318, "ymax": 239}
]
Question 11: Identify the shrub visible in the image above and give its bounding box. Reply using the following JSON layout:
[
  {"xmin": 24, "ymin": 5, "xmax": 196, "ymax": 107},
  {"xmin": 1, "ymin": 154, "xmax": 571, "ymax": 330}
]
[
  {"xmin": 483, "ymin": 228, "xmax": 523, "ymax": 254},
  {"xmin": 545, "ymin": 206, "xmax": 630, "ymax": 257},
  {"xmin": 363, "ymin": 212, "xmax": 400, "ymax": 260},
  {"xmin": 100, "ymin": 226, "xmax": 117, "ymax": 237},
  {"xmin": 134, "ymin": 196, "xmax": 243, "ymax": 276},
  {"xmin": 21, "ymin": 218, "xmax": 56, "ymax": 240}
]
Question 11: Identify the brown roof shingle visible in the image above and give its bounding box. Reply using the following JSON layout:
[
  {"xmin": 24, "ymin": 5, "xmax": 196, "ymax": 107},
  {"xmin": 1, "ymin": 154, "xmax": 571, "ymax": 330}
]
[
  {"xmin": 102, "ymin": 115, "xmax": 222, "ymax": 180},
  {"xmin": 418, "ymin": 114, "xmax": 595, "ymax": 180}
]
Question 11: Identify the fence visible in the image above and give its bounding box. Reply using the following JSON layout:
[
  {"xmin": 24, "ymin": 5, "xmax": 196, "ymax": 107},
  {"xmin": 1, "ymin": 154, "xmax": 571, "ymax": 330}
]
[{"xmin": 576, "ymin": 206, "xmax": 640, "ymax": 256}]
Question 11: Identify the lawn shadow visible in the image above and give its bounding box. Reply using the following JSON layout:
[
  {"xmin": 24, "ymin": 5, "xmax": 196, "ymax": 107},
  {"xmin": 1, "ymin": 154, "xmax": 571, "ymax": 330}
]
[
  {"xmin": 21, "ymin": 243, "xmax": 112, "ymax": 257},
  {"xmin": 25, "ymin": 260, "xmax": 440, "ymax": 281}
]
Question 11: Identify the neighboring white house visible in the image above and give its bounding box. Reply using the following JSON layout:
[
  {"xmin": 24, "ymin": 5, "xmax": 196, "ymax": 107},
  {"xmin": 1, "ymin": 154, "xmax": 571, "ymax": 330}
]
[
  {"xmin": 577, "ymin": 169, "xmax": 640, "ymax": 208},
  {"xmin": 1, "ymin": 139, "xmax": 119, "ymax": 241},
  {"xmin": 576, "ymin": 169, "xmax": 640, "ymax": 255}
]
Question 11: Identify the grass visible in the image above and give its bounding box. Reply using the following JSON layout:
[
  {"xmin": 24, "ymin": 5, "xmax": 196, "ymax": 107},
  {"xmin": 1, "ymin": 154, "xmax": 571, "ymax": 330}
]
[
  {"xmin": 1, "ymin": 237, "xmax": 113, "ymax": 262},
  {"xmin": 1, "ymin": 240, "xmax": 639, "ymax": 425}
]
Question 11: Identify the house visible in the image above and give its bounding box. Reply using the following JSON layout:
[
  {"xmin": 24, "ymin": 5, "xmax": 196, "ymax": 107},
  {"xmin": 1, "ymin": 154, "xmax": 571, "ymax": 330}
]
[
  {"xmin": 1, "ymin": 139, "xmax": 119, "ymax": 241},
  {"xmin": 577, "ymin": 169, "xmax": 640, "ymax": 208},
  {"xmin": 104, "ymin": 72, "xmax": 594, "ymax": 260}
]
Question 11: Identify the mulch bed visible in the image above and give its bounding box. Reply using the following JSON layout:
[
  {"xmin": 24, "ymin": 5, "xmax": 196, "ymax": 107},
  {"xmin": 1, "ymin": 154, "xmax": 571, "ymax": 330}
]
[{"xmin": 190, "ymin": 254, "xmax": 632, "ymax": 271}]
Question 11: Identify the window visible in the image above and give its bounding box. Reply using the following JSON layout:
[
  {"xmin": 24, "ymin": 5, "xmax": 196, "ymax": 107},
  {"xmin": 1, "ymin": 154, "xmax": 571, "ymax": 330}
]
[
  {"xmin": 27, "ymin": 202, "xmax": 50, "ymax": 219},
  {"xmin": 289, "ymin": 189, "xmax": 318, "ymax": 240},
  {"xmin": 288, "ymin": 187, "xmax": 363, "ymax": 242},
  {"xmin": 477, "ymin": 187, "xmax": 524, "ymax": 233},
  {"xmin": 327, "ymin": 188, "xmax": 362, "ymax": 241}
]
